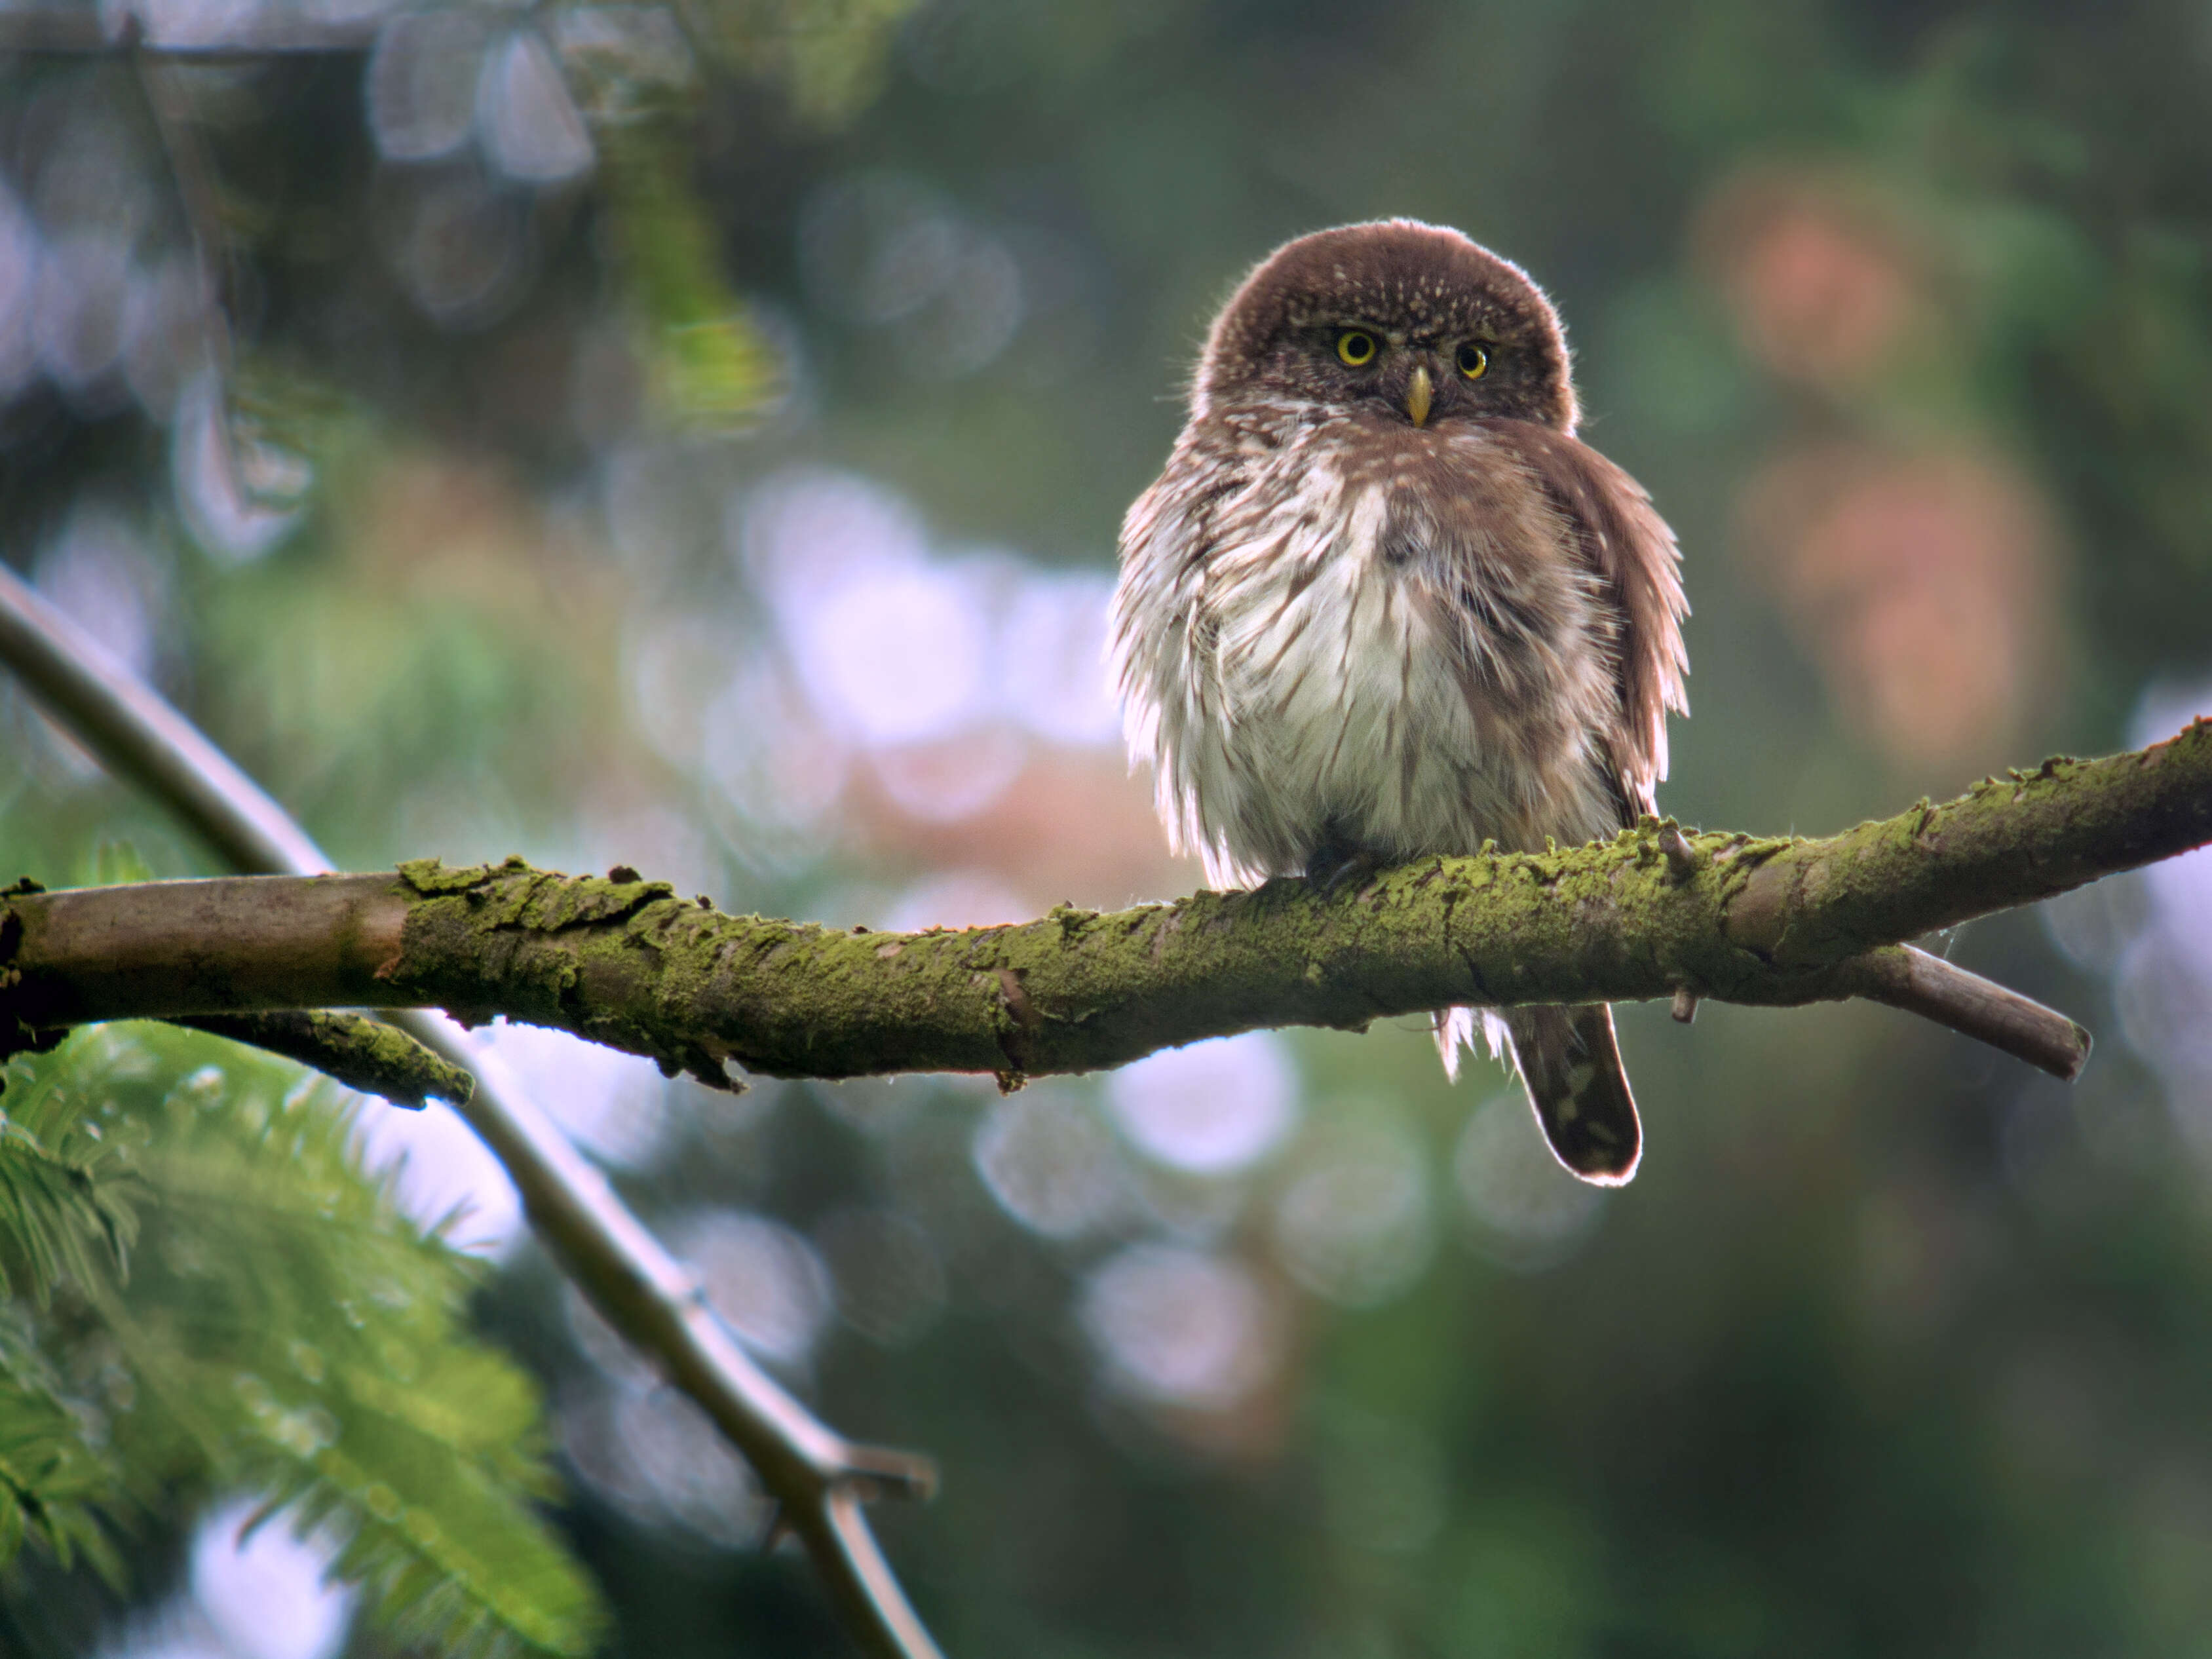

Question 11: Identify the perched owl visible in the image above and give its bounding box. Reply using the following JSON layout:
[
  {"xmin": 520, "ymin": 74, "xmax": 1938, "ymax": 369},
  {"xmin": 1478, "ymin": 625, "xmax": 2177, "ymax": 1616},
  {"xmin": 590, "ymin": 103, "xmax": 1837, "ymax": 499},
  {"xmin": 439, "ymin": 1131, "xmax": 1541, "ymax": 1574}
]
[{"xmin": 1109, "ymin": 220, "xmax": 1688, "ymax": 1185}]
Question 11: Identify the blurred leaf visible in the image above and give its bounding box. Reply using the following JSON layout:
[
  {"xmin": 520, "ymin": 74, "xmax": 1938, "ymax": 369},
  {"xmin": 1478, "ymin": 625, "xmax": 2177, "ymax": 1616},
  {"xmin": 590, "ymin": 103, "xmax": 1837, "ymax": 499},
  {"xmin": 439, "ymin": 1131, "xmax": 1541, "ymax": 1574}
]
[
  {"xmin": 601, "ymin": 122, "xmax": 786, "ymax": 431},
  {"xmin": 225, "ymin": 360, "xmax": 349, "ymax": 516},
  {"xmin": 551, "ymin": 5, "xmax": 699, "ymax": 123},
  {"xmin": 7, "ymin": 1027, "xmax": 604, "ymax": 1657},
  {"xmin": 649, "ymin": 313, "xmax": 785, "ymax": 430},
  {"xmin": 689, "ymin": 0, "xmax": 920, "ymax": 128},
  {"xmin": 0, "ymin": 1307, "xmax": 126, "ymax": 1585},
  {"xmin": 577, "ymin": 0, "xmax": 918, "ymax": 430},
  {"xmin": 82, "ymin": 841, "xmax": 155, "ymax": 889},
  {"xmin": 0, "ymin": 1052, "xmax": 141, "ymax": 1307}
]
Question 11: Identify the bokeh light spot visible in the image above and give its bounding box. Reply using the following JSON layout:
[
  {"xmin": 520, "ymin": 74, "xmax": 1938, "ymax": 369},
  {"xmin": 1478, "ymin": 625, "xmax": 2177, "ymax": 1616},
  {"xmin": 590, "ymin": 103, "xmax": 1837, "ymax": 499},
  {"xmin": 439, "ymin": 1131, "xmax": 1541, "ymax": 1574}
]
[
  {"xmin": 1080, "ymin": 1244, "xmax": 1280, "ymax": 1410},
  {"xmin": 1000, "ymin": 570, "xmax": 1122, "ymax": 746},
  {"xmin": 189, "ymin": 1498, "xmax": 353, "ymax": 1659},
  {"xmin": 1453, "ymin": 1091, "xmax": 1607, "ymax": 1271},
  {"xmin": 1106, "ymin": 1032, "xmax": 1298, "ymax": 1175},
  {"xmin": 478, "ymin": 1020, "xmax": 670, "ymax": 1170},
  {"xmin": 973, "ymin": 1086, "xmax": 1126, "ymax": 1238},
  {"xmin": 478, "ymin": 29, "xmax": 596, "ymax": 185},
  {"xmin": 672, "ymin": 1210, "xmax": 835, "ymax": 1367},
  {"xmin": 367, "ymin": 10, "xmax": 495, "ymax": 164},
  {"xmin": 1272, "ymin": 1116, "xmax": 1435, "ymax": 1306},
  {"xmin": 816, "ymin": 1206, "xmax": 949, "ymax": 1348}
]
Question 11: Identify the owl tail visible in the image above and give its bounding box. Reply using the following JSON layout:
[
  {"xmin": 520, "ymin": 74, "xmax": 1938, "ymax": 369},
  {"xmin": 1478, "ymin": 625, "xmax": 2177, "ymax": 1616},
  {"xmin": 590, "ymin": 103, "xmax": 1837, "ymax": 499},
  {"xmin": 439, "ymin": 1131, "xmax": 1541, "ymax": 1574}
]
[{"xmin": 1435, "ymin": 1002, "xmax": 1642, "ymax": 1185}]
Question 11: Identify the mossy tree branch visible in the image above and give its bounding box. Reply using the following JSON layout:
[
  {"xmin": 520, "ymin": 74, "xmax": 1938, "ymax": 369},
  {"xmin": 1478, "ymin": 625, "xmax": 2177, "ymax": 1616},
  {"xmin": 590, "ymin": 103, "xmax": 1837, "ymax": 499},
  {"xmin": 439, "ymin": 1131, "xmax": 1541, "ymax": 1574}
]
[
  {"xmin": 7, "ymin": 721, "xmax": 2209, "ymax": 1087},
  {"xmin": 172, "ymin": 1012, "xmax": 470, "ymax": 1109}
]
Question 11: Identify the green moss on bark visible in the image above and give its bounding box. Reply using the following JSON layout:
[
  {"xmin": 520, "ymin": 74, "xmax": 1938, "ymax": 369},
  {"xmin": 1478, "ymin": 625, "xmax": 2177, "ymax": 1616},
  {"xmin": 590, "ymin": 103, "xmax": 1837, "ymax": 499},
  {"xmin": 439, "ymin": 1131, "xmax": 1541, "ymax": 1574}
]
[
  {"xmin": 177, "ymin": 1011, "xmax": 473, "ymax": 1108},
  {"xmin": 7, "ymin": 723, "xmax": 2209, "ymax": 1088}
]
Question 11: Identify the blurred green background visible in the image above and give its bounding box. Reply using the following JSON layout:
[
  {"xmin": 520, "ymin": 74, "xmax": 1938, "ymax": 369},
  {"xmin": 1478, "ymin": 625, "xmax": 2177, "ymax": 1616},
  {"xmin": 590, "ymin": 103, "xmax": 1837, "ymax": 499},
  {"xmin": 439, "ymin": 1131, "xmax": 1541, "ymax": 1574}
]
[{"xmin": 7, "ymin": 1, "xmax": 2212, "ymax": 1655}]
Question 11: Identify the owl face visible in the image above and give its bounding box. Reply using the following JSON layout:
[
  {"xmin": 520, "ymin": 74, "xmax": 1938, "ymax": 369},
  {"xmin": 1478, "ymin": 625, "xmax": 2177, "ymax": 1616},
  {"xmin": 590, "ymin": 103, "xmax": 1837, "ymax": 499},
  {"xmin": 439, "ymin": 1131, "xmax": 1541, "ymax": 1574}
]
[{"xmin": 1193, "ymin": 219, "xmax": 1578, "ymax": 434}]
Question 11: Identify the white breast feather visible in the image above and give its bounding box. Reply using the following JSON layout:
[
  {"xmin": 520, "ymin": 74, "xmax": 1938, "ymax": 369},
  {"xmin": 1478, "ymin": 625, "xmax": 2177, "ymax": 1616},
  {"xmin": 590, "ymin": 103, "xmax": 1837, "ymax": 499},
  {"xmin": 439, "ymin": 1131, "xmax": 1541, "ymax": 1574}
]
[{"xmin": 1111, "ymin": 421, "xmax": 1619, "ymax": 888}]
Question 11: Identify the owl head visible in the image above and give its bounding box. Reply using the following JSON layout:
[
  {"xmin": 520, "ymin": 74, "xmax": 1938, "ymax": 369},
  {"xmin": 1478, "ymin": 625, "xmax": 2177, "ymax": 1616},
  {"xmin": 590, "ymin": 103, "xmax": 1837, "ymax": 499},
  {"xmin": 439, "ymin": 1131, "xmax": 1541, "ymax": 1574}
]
[{"xmin": 1192, "ymin": 219, "xmax": 1577, "ymax": 434}]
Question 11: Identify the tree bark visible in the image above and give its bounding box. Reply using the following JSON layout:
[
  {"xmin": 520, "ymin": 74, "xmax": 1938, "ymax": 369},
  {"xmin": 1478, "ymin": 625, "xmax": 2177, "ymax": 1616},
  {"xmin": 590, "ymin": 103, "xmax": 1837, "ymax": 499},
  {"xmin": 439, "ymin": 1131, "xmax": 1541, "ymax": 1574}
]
[{"xmin": 7, "ymin": 720, "xmax": 2208, "ymax": 1088}]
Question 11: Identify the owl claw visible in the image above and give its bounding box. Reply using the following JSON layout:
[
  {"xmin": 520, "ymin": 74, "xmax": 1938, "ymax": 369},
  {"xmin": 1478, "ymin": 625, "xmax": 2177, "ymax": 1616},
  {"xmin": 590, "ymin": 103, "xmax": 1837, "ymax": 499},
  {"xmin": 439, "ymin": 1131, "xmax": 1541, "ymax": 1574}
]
[{"xmin": 1306, "ymin": 849, "xmax": 1383, "ymax": 896}]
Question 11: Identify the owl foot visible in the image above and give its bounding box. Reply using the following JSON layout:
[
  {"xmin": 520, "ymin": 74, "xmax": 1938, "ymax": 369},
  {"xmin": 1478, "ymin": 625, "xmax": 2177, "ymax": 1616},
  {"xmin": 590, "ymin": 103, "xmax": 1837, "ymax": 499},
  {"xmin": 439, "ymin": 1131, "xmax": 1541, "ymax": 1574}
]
[{"xmin": 1305, "ymin": 845, "xmax": 1384, "ymax": 896}]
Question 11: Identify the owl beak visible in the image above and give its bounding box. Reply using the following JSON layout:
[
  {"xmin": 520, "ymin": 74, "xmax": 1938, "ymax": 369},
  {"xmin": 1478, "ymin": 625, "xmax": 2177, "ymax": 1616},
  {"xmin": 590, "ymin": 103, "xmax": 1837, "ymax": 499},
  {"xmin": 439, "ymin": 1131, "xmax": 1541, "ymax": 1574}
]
[{"xmin": 1405, "ymin": 364, "xmax": 1432, "ymax": 428}]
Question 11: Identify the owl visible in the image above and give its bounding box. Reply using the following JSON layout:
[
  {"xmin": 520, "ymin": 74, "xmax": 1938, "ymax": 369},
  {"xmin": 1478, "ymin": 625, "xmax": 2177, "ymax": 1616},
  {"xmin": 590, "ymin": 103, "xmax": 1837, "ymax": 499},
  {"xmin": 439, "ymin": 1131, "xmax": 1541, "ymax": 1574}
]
[{"xmin": 1109, "ymin": 220, "xmax": 1688, "ymax": 1185}]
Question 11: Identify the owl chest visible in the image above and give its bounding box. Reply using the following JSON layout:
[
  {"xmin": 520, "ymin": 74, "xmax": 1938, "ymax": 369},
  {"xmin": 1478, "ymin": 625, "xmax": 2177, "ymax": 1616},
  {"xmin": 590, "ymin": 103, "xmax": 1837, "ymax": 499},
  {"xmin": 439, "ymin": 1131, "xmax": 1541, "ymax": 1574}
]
[
  {"xmin": 1206, "ymin": 531, "xmax": 1456, "ymax": 769},
  {"xmin": 1187, "ymin": 498, "xmax": 1497, "ymax": 857},
  {"xmin": 1171, "ymin": 453, "xmax": 1620, "ymax": 868}
]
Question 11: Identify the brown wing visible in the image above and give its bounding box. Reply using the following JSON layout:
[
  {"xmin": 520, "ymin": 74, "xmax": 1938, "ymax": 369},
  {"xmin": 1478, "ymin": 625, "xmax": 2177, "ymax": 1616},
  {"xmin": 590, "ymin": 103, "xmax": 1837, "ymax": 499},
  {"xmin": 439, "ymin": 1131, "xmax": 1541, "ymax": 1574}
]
[{"xmin": 1477, "ymin": 419, "xmax": 1689, "ymax": 818}]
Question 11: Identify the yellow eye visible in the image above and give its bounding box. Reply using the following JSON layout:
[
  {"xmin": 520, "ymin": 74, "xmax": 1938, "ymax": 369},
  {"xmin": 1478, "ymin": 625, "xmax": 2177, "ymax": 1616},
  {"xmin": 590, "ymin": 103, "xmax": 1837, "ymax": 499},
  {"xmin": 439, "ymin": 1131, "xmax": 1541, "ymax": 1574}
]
[
  {"xmin": 1456, "ymin": 342, "xmax": 1489, "ymax": 380},
  {"xmin": 1335, "ymin": 329, "xmax": 1378, "ymax": 367}
]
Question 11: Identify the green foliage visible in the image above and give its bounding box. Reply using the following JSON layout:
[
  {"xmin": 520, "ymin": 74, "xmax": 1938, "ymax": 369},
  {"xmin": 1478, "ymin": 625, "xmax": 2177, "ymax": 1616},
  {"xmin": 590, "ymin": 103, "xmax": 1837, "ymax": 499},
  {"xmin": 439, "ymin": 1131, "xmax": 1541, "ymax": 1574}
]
[
  {"xmin": 0, "ymin": 1027, "xmax": 603, "ymax": 1656},
  {"xmin": 689, "ymin": 0, "xmax": 922, "ymax": 128},
  {"xmin": 587, "ymin": 0, "xmax": 922, "ymax": 430},
  {"xmin": 601, "ymin": 121, "xmax": 787, "ymax": 432},
  {"xmin": 0, "ymin": 1308, "xmax": 124, "ymax": 1586},
  {"xmin": 223, "ymin": 359, "xmax": 350, "ymax": 516},
  {"xmin": 0, "ymin": 1054, "xmax": 137, "ymax": 1308}
]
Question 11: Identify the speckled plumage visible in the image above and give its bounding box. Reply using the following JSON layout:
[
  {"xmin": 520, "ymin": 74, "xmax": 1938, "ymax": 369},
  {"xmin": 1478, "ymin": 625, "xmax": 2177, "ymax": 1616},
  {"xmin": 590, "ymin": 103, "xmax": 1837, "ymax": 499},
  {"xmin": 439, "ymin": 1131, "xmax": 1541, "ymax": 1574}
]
[{"xmin": 1109, "ymin": 219, "xmax": 1688, "ymax": 1184}]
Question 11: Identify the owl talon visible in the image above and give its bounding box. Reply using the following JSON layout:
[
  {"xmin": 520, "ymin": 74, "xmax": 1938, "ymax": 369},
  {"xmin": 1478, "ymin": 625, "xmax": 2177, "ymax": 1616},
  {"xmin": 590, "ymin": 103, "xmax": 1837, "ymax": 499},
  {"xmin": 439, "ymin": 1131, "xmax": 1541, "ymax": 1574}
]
[{"xmin": 1307, "ymin": 850, "xmax": 1382, "ymax": 896}]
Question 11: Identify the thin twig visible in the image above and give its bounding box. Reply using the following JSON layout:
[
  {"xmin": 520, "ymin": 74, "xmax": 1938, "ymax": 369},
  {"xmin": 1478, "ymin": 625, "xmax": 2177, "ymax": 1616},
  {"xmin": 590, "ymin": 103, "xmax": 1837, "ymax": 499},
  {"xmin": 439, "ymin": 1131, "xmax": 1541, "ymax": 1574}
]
[
  {"xmin": 1839, "ymin": 945, "xmax": 2091, "ymax": 1081},
  {"xmin": 0, "ymin": 565, "xmax": 947, "ymax": 1659},
  {"xmin": 1656, "ymin": 820, "xmax": 1700, "ymax": 882},
  {"xmin": 175, "ymin": 1010, "xmax": 468, "ymax": 1108},
  {"xmin": 0, "ymin": 563, "xmax": 321, "ymax": 875}
]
